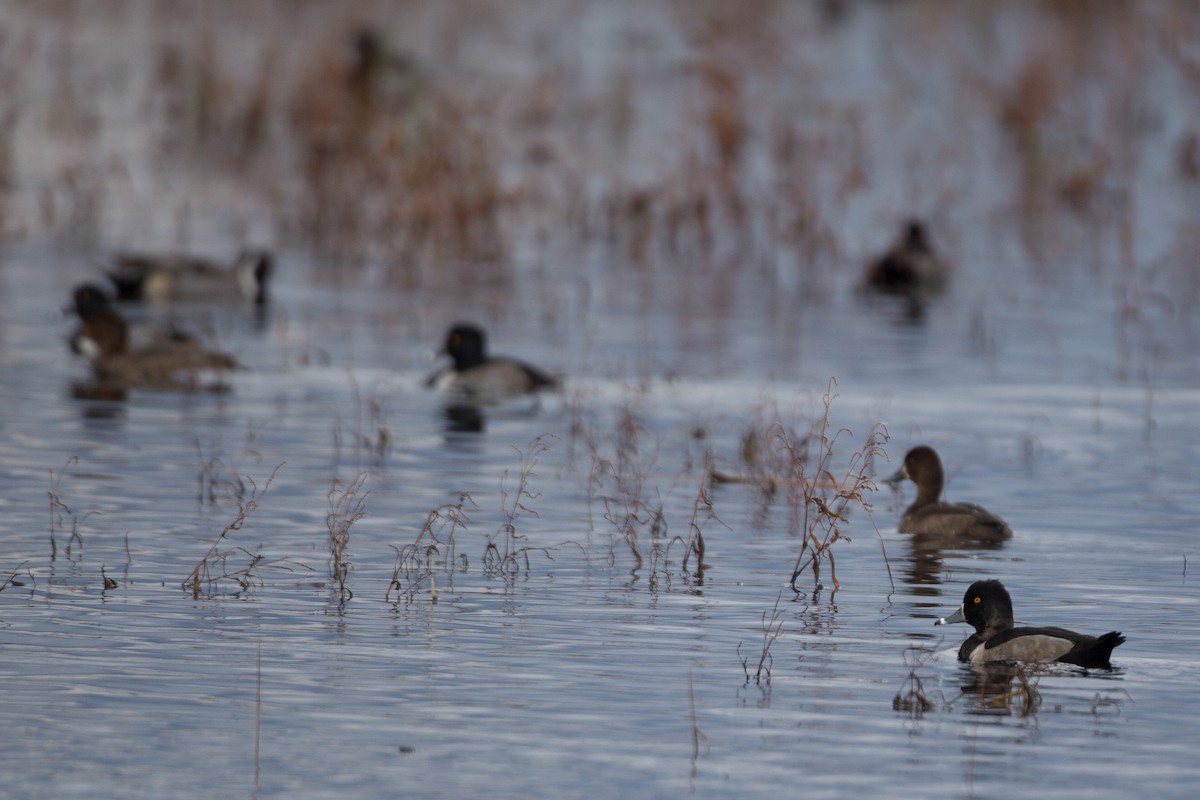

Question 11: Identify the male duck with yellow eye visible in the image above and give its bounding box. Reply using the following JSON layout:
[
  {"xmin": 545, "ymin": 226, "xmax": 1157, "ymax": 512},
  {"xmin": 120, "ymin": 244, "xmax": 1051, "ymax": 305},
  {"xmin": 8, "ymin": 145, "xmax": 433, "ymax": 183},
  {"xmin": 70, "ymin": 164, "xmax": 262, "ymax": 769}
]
[
  {"xmin": 426, "ymin": 323, "xmax": 558, "ymax": 402},
  {"xmin": 937, "ymin": 580, "xmax": 1125, "ymax": 669},
  {"xmin": 69, "ymin": 284, "xmax": 239, "ymax": 390},
  {"xmin": 886, "ymin": 445, "xmax": 1012, "ymax": 541}
]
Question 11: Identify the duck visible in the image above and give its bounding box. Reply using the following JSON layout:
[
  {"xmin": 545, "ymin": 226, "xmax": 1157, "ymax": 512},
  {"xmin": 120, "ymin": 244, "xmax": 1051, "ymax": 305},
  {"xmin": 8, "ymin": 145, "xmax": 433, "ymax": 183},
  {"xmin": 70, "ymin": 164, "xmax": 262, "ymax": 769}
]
[
  {"xmin": 107, "ymin": 249, "xmax": 272, "ymax": 305},
  {"xmin": 69, "ymin": 284, "xmax": 239, "ymax": 390},
  {"xmin": 425, "ymin": 323, "xmax": 558, "ymax": 402},
  {"xmin": 861, "ymin": 220, "xmax": 950, "ymax": 299},
  {"xmin": 886, "ymin": 445, "xmax": 1012, "ymax": 540},
  {"xmin": 936, "ymin": 579, "xmax": 1126, "ymax": 669}
]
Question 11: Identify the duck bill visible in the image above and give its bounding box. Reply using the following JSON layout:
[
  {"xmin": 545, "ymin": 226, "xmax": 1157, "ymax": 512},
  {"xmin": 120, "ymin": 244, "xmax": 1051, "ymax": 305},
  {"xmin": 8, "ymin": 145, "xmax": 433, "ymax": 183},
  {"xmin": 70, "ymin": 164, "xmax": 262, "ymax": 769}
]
[
  {"xmin": 883, "ymin": 467, "xmax": 907, "ymax": 486},
  {"xmin": 935, "ymin": 605, "xmax": 966, "ymax": 626}
]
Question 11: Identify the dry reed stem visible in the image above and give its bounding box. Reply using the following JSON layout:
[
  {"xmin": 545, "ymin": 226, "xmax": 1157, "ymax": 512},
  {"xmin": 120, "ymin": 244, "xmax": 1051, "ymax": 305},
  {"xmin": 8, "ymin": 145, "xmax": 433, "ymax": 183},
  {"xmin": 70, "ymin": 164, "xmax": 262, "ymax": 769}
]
[
  {"xmin": 387, "ymin": 493, "xmax": 474, "ymax": 604},
  {"xmin": 183, "ymin": 462, "xmax": 300, "ymax": 599},
  {"xmin": 783, "ymin": 379, "xmax": 890, "ymax": 593},
  {"xmin": 678, "ymin": 452, "xmax": 723, "ymax": 580},
  {"xmin": 739, "ymin": 591, "xmax": 785, "ymax": 686},
  {"xmin": 47, "ymin": 456, "xmax": 80, "ymax": 561},
  {"xmin": 484, "ymin": 435, "xmax": 583, "ymax": 579},
  {"xmin": 327, "ymin": 472, "xmax": 369, "ymax": 606},
  {"xmin": 892, "ymin": 645, "xmax": 941, "ymax": 716}
]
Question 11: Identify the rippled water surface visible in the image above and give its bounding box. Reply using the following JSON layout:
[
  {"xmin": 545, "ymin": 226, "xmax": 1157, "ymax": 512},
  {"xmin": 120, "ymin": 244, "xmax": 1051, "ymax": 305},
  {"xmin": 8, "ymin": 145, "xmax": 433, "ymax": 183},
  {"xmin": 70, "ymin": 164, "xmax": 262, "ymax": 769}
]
[
  {"xmin": 3, "ymin": 3, "xmax": 1200, "ymax": 799},
  {"xmin": 4, "ymin": 236, "xmax": 1197, "ymax": 799}
]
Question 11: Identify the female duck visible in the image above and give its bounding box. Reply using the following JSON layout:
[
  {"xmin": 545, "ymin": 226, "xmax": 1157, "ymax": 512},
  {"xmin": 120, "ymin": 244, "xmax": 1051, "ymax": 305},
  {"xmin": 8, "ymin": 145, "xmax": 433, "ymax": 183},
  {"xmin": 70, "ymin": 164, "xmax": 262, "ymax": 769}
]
[
  {"xmin": 426, "ymin": 323, "xmax": 558, "ymax": 402},
  {"xmin": 937, "ymin": 579, "xmax": 1126, "ymax": 669},
  {"xmin": 69, "ymin": 284, "xmax": 239, "ymax": 389},
  {"xmin": 887, "ymin": 445, "xmax": 1011, "ymax": 540},
  {"xmin": 861, "ymin": 220, "xmax": 950, "ymax": 299},
  {"xmin": 107, "ymin": 249, "xmax": 272, "ymax": 305}
]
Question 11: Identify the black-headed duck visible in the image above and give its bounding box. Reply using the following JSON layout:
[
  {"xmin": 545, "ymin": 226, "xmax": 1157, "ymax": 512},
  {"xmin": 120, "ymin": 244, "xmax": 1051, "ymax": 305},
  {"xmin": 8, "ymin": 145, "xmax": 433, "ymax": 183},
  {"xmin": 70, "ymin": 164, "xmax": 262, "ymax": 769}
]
[
  {"xmin": 426, "ymin": 323, "xmax": 558, "ymax": 402},
  {"xmin": 107, "ymin": 249, "xmax": 272, "ymax": 305},
  {"xmin": 887, "ymin": 445, "xmax": 1012, "ymax": 540},
  {"xmin": 936, "ymin": 579, "xmax": 1126, "ymax": 669},
  {"xmin": 862, "ymin": 220, "xmax": 949, "ymax": 299},
  {"xmin": 69, "ymin": 284, "xmax": 238, "ymax": 390}
]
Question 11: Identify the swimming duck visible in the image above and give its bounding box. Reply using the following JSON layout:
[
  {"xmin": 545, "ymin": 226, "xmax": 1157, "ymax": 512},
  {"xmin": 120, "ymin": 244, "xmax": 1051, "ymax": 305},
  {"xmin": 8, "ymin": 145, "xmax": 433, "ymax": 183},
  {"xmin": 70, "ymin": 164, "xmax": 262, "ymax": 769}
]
[
  {"xmin": 861, "ymin": 220, "xmax": 949, "ymax": 299},
  {"xmin": 886, "ymin": 445, "xmax": 1012, "ymax": 540},
  {"xmin": 69, "ymin": 284, "xmax": 239, "ymax": 390},
  {"xmin": 936, "ymin": 579, "xmax": 1126, "ymax": 669},
  {"xmin": 107, "ymin": 249, "xmax": 272, "ymax": 305},
  {"xmin": 425, "ymin": 323, "xmax": 558, "ymax": 402}
]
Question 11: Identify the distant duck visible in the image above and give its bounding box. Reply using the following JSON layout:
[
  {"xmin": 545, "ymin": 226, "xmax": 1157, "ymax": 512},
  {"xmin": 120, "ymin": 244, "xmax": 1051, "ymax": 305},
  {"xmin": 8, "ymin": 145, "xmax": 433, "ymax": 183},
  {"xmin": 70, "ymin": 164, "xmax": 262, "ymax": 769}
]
[
  {"xmin": 937, "ymin": 579, "xmax": 1126, "ymax": 669},
  {"xmin": 69, "ymin": 284, "xmax": 239, "ymax": 390},
  {"xmin": 861, "ymin": 220, "xmax": 949, "ymax": 299},
  {"xmin": 107, "ymin": 249, "xmax": 272, "ymax": 305},
  {"xmin": 886, "ymin": 445, "xmax": 1012, "ymax": 541},
  {"xmin": 426, "ymin": 323, "xmax": 558, "ymax": 402}
]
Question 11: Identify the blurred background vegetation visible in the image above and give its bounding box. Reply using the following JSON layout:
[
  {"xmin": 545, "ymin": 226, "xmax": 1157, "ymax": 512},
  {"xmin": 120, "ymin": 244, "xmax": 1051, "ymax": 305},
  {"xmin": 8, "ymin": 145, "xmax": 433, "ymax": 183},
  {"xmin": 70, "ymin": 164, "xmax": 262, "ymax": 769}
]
[{"xmin": 2, "ymin": 0, "xmax": 1198, "ymax": 311}]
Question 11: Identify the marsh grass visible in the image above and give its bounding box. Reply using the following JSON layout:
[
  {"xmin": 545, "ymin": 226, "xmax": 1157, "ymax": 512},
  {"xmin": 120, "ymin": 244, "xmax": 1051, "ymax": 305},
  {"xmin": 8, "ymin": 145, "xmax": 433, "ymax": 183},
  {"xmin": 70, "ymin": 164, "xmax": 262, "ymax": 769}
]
[
  {"xmin": 739, "ymin": 592, "xmax": 785, "ymax": 686},
  {"xmin": 483, "ymin": 435, "xmax": 584, "ymax": 580},
  {"xmin": 485, "ymin": 435, "xmax": 548, "ymax": 576},
  {"xmin": 892, "ymin": 645, "xmax": 941, "ymax": 717},
  {"xmin": 387, "ymin": 493, "xmax": 473, "ymax": 604},
  {"xmin": 677, "ymin": 454, "xmax": 719, "ymax": 581},
  {"xmin": 327, "ymin": 472, "xmax": 368, "ymax": 606},
  {"xmin": 333, "ymin": 375, "xmax": 393, "ymax": 470},
  {"xmin": 782, "ymin": 381, "xmax": 890, "ymax": 593},
  {"xmin": 1090, "ymin": 688, "xmax": 1132, "ymax": 716},
  {"xmin": 586, "ymin": 404, "xmax": 666, "ymax": 573},
  {"xmin": 183, "ymin": 463, "xmax": 309, "ymax": 599},
  {"xmin": 194, "ymin": 429, "xmax": 269, "ymax": 510},
  {"xmin": 47, "ymin": 456, "xmax": 82, "ymax": 561}
]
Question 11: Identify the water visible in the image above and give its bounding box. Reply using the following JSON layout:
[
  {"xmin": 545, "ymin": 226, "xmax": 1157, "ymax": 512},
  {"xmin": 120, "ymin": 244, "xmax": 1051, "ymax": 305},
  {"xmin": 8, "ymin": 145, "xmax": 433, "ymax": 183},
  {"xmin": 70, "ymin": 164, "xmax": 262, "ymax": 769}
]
[{"xmin": 2, "ymin": 3, "xmax": 1200, "ymax": 799}]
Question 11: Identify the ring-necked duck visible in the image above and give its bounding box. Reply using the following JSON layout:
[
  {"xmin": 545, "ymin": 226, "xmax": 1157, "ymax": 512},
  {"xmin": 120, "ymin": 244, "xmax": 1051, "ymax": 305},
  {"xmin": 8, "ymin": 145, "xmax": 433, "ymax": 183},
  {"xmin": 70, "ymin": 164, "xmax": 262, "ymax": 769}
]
[
  {"xmin": 426, "ymin": 323, "xmax": 558, "ymax": 402},
  {"xmin": 107, "ymin": 249, "xmax": 272, "ymax": 305},
  {"xmin": 936, "ymin": 579, "xmax": 1126, "ymax": 669},
  {"xmin": 861, "ymin": 220, "xmax": 949, "ymax": 299},
  {"xmin": 887, "ymin": 445, "xmax": 1012, "ymax": 539},
  {"xmin": 69, "ymin": 284, "xmax": 239, "ymax": 389}
]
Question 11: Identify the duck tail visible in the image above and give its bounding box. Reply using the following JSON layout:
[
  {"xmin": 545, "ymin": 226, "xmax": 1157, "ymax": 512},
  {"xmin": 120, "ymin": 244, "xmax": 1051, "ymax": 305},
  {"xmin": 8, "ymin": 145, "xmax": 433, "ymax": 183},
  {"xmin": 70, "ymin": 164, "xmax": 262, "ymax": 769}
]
[{"xmin": 1091, "ymin": 631, "xmax": 1126, "ymax": 670}]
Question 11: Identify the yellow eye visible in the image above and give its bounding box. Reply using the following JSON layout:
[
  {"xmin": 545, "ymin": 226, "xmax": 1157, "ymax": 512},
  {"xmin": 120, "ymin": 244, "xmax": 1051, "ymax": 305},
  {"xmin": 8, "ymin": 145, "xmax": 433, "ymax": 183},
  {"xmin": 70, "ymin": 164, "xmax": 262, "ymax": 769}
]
[{"xmin": 972, "ymin": 596, "xmax": 981, "ymax": 604}]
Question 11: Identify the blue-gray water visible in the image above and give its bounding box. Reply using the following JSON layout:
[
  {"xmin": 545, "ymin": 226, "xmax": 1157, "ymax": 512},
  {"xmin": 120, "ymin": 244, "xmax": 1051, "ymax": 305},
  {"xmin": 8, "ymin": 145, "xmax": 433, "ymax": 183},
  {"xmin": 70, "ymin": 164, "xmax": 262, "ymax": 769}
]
[{"xmin": 2, "ymin": 3, "xmax": 1199, "ymax": 798}]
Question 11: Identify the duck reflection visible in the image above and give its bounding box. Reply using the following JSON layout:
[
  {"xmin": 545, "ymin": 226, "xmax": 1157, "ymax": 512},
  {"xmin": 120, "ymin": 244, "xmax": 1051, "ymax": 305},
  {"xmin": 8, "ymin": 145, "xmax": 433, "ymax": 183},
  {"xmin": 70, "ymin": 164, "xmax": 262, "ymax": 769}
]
[
  {"xmin": 956, "ymin": 662, "xmax": 1042, "ymax": 717},
  {"xmin": 902, "ymin": 527, "xmax": 1012, "ymax": 587},
  {"xmin": 442, "ymin": 402, "xmax": 487, "ymax": 433}
]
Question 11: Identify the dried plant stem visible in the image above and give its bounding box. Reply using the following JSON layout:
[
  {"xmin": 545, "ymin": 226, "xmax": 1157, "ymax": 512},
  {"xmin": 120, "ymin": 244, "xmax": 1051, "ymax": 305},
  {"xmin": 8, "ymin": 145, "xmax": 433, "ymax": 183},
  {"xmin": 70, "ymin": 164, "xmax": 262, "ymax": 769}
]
[
  {"xmin": 327, "ymin": 472, "xmax": 369, "ymax": 606},
  {"xmin": 484, "ymin": 435, "xmax": 552, "ymax": 575},
  {"xmin": 739, "ymin": 591, "xmax": 785, "ymax": 685},
  {"xmin": 783, "ymin": 379, "xmax": 890, "ymax": 593},
  {"xmin": 387, "ymin": 493, "xmax": 474, "ymax": 604},
  {"xmin": 47, "ymin": 456, "xmax": 79, "ymax": 561},
  {"xmin": 183, "ymin": 463, "xmax": 290, "ymax": 599}
]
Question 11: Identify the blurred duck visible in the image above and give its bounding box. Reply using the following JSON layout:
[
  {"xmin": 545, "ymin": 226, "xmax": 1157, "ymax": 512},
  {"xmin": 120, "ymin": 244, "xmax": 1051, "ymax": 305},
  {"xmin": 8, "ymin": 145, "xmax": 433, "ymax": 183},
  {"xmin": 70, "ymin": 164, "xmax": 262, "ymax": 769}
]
[
  {"xmin": 937, "ymin": 579, "xmax": 1126, "ymax": 669},
  {"xmin": 107, "ymin": 249, "xmax": 272, "ymax": 305},
  {"xmin": 887, "ymin": 445, "xmax": 1012, "ymax": 541},
  {"xmin": 861, "ymin": 220, "xmax": 949, "ymax": 299},
  {"xmin": 69, "ymin": 284, "xmax": 238, "ymax": 390},
  {"xmin": 426, "ymin": 323, "xmax": 558, "ymax": 402}
]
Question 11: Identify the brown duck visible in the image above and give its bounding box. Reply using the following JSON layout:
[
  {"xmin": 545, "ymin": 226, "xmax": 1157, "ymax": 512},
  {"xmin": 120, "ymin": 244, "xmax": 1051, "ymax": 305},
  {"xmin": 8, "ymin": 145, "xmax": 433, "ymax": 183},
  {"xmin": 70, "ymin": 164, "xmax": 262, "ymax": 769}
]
[
  {"xmin": 69, "ymin": 284, "xmax": 239, "ymax": 390},
  {"xmin": 862, "ymin": 220, "xmax": 950, "ymax": 299},
  {"xmin": 887, "ymin": 445, "xmax": 1012, "ymax": 540}
]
